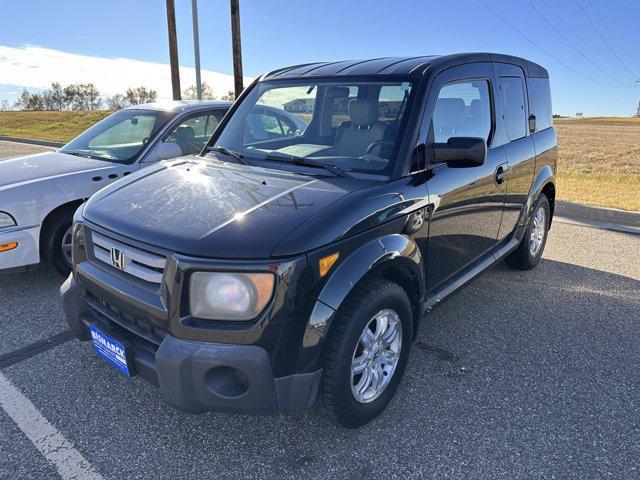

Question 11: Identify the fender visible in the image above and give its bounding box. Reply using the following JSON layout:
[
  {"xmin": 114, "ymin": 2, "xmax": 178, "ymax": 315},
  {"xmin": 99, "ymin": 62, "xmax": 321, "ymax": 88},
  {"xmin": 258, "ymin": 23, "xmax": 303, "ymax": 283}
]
[
  {"xmin": 520, "ymin": 164, "xmax": 555, "ymax": 226},
  {"xmin": 296, "ymin": 233, "xmax": 424, "ymax": 372}
]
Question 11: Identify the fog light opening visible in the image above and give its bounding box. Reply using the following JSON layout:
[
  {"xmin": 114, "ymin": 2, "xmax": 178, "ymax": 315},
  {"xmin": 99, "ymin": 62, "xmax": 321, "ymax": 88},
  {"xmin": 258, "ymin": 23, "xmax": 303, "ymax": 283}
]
[{"xmin": 205, "ymin": 366, "xmax": 250, "ymax": 398}]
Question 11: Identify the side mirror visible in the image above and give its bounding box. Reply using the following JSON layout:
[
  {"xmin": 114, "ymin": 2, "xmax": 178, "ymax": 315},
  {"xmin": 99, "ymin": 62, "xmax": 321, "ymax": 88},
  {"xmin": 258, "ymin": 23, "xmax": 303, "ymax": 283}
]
[
  {"xmin": 433, "ymin": 137, "xmax": 486, "ymax": 168},
  {"xmin": 154, "ymin": 141, "xmax": 183, "ymax": 161}
]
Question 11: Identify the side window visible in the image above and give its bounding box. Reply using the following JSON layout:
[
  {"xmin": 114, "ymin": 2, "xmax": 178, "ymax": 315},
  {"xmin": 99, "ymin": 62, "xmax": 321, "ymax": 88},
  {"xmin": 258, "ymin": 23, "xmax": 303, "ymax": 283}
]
[
  {"xmin": 378, "ymin": 84, "xmax": 411, "ymax": 122},
  {"xmin": 204, "ymin": 112, "xmax": 223, "ymax": 137},
  {"xmin": 165, "ymin": 113, "xmax": 216, "ymax": 155},
  {"xmin": 527, "ymin": 77, "xmax": 553, "ymax": 131},
  {"xmin": 499, "ymin": 76, "xmax": 527, "ymax": 140},
  {"xmin": 432, "ymin": 80, "xmax": 492, "ymax": 143},
  {"xmin": 245, "ymin": 110, "xmax": 287, "ymax": 142}
]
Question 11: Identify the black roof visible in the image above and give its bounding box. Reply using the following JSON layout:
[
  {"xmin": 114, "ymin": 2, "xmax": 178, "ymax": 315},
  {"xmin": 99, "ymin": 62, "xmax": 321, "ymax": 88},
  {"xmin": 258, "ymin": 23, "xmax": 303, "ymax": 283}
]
[{"xmin": 262, "ymin": 53, "xmax": 548, "ymax": 80}]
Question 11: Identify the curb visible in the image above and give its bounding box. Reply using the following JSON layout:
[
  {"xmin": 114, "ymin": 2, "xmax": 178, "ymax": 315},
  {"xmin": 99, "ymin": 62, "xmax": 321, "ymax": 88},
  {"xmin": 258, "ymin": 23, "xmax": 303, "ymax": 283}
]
[
  {"xmin": 0, "ymin": 136, "xmax": 63, "ymax": 148},
  {"xmin": 555, "ymin": 201, "xmax": 640, "ymax": 228}
]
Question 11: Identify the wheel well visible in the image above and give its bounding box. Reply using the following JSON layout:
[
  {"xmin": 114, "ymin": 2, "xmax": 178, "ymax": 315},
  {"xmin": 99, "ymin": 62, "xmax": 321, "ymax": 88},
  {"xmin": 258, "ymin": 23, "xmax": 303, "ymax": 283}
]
[
  {"xmin": 39, "ymin": 200, "xmax": 84, "ymax": 258},
  {"xmin": 348, "ymin": 263, "xmax": 423, "ymax": 340},
  {"xmin": 541, "ymin": 182, "xmax": 556, "ymax": 225}
]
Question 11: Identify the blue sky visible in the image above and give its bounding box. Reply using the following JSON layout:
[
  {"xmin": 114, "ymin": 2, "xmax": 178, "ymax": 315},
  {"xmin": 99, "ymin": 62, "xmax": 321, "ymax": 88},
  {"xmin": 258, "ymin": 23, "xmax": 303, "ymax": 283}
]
[{"xmin": 1, "ymin": 0, "xmax": 639, "ymax": 115}]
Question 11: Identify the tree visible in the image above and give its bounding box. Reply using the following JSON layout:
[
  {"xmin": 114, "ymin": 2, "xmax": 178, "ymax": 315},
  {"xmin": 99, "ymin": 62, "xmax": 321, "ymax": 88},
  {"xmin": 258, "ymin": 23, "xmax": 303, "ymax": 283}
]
[
  {"xmin": 220, "ymin": 90, "xmax": 235, "ymax": 101},
  {"xmin": 0, "ymin": 100, "xmax": 10, "ymax": 111},
  {"xmin": 61, "ymin": 83, "xmax": 101, "ymax": 110},
  {"xmin": 125, "ymin": 86, "xmax": 157, "ymax": 105},
  {"xmin": 42, "ymin": 83, "xmax": 66, "ymax": 110},
  {"xmin": 14, "ymin": 88, "xmax": 45, "ymax": 111},
  {"xmin": 182, "ymin": 81, "xmax": 216, "ymax": 100},
  {"xmin": 106, "ymin": 94, "xmax": 128, "ymax": 110}
]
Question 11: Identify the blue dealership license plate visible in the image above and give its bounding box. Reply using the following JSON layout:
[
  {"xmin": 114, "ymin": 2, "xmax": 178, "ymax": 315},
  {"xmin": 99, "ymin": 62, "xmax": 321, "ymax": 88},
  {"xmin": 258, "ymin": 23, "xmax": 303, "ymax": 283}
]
[{"xmin": 89, "ymin": 325, "xmax": 131, "ymax": 376}]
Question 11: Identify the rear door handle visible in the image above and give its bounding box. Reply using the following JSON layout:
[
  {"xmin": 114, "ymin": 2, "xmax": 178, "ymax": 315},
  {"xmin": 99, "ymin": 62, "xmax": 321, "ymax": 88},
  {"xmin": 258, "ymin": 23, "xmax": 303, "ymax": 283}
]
[{"xmin": 495, "ymin": 163, "xmax": 510, "ymax": 185}]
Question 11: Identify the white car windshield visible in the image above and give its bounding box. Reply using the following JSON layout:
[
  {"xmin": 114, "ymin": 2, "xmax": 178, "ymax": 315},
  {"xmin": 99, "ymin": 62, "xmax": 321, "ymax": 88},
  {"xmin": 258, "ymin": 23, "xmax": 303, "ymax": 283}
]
[
  {"xmin": 60, "ymin": 109, "xmax": 174, "ymax": 163},
  {"xmin": 211, "ymin": 79, "xmax": 416, "ymax": 177}
]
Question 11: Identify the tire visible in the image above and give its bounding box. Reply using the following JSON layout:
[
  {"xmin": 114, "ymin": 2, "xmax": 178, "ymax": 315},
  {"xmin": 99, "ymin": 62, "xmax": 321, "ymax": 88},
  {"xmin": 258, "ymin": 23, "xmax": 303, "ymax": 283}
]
[
  {"xmin": 320, "ymin": 279, "xmax": 413, "ymax": 428},
  {"xmin": 505, "ymin": 194, "xmax": 550, "ymax": 270},
  {"xmin": 42, "ymin": 209, "xmax": 74, "ymax": 277}
]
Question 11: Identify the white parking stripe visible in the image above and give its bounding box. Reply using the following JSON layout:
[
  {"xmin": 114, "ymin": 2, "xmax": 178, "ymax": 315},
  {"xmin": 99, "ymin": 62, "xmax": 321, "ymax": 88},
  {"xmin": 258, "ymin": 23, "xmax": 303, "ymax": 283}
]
[{"xmin": 0, "ymin": 372, "xmax": 104, "ymax": 480}]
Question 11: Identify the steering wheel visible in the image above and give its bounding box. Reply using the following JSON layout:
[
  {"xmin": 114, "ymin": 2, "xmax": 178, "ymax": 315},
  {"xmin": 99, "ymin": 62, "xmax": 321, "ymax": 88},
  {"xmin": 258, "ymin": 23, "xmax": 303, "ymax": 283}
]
[{"xmin": 365, "ymin": 140, "xmax": 394, "ymax": 155}]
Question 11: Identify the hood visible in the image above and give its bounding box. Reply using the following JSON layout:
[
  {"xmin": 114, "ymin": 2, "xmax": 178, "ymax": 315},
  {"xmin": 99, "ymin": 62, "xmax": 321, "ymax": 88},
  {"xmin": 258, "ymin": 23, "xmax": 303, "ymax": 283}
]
[
  {"xmin": 84, "ymin": 157, "xmax": 365, "ymax": 258},
  {"xmin": 0, "ymin": 151, "xmax": 114, "ymax": 190}
]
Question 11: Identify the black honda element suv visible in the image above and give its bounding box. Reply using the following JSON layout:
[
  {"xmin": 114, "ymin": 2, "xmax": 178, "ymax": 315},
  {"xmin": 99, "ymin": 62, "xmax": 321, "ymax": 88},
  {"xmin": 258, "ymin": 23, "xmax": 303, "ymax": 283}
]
[{"xmin": 62, "ymin": 53, "xmax": 557, "ymax": 428}]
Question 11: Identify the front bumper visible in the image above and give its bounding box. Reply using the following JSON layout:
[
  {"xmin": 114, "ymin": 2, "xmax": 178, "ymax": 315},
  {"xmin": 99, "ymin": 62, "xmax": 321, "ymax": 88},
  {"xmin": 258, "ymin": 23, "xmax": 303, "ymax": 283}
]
[
  {"xmin": 61, "ymin": 275, "xmax": 321, "ymax": 414},
  {"xmin": 0, "ymin": 224, "xmax": 40, "ymax": 270}
]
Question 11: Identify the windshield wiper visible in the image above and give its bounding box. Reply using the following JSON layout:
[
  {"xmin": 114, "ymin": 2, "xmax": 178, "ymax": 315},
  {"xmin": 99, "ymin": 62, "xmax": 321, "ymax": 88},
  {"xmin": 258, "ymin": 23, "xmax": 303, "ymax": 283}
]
[
  {"xmin": 263, "ymin": 154, "xmax": 349, "ymax": 178},
  {"xmin": 207, "ymin": 146, "xmax": 249, "ymax": 165},
  {"xmin": 65, "ymin": 151, "xmax": 107, "ymax": 161}
]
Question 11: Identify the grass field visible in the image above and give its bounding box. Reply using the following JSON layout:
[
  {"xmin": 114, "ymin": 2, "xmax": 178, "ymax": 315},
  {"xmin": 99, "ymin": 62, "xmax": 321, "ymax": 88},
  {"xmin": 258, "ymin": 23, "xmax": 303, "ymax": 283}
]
[
  {"xmin": 554, "ymin": 117, "xmax": 640, "ymax": 211},
  {"xmin": 0, "ymin": 111, "xmax": 638, "ymax": 210},
  {"xmin": 0, "ymin": 110, "xmax": 111, "ymax": 143}
]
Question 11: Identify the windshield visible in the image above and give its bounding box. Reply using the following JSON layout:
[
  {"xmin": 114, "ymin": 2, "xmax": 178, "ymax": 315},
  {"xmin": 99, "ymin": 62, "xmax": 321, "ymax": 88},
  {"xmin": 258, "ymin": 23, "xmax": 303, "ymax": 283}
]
[
  {"xmin": 60, "ymin": 109, "xmax": 175, "ymax": 162},
  {"xmin": 211, "ymin": 79, "xmax": 416, "ymax": 177}
]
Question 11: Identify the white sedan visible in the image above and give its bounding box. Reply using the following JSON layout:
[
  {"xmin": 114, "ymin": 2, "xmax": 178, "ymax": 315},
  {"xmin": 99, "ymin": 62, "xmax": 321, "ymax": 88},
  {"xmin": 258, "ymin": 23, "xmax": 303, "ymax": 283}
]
[{"xmin": 0, "ymin": 100, "xmax": 234, "ymax": 275}]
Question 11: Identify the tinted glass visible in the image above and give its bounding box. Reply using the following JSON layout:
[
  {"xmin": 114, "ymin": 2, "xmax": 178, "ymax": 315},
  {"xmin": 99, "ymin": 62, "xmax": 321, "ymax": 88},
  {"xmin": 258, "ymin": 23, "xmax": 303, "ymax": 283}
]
[
  {"xmin": 499, "ymin": 76, "xmax": 527, "ymax": 140},
  {"xmin": 433, "ymin": 80, "xmax": 491, "ymax": 143},
  {"xmin": 527, "ymin": 77, "xmax": 553, "ymax": 131},
  {"xmin": 213, "ymin": 79, "xmax": 416, "ymax": 177},
  {"xmin": 60, "ymin": 109, "xmax": 173, "ymax": 162}
]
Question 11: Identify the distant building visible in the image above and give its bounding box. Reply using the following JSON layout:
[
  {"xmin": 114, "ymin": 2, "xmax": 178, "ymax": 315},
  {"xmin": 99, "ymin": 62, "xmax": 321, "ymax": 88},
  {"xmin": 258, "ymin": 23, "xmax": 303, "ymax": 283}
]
[
  {"xmin": 284, "ymin": 97, "xmax": 403, "ymax": 117},
  {"xmin": 283, "ymin": 98, "xmax": 316, "ymax": 113}
]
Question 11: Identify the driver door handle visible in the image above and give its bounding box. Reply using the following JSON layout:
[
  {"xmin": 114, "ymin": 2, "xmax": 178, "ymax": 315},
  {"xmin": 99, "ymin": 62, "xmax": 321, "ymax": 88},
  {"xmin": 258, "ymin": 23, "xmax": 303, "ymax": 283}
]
[{"xmin": 495, "ymin": 163, "xmax": 510, "ymax": 185}]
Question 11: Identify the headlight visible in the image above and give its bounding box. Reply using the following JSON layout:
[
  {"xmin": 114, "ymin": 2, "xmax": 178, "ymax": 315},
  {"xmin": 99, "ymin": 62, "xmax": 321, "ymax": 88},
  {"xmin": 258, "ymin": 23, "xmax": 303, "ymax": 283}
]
[
  {"xmin": 0, "ymin": 212, "xmax": 16, "ymax": 229},
  {"xmin": 189, "ymin": 272, "xmax": 275, "ymax": 320}
]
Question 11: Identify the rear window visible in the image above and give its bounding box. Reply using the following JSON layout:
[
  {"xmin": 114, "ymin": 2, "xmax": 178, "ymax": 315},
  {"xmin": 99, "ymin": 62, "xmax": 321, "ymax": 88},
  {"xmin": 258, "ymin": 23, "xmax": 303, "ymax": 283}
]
[{"xmin": 527, "ymin": 77, "xmax": 553, "ymax": 131}]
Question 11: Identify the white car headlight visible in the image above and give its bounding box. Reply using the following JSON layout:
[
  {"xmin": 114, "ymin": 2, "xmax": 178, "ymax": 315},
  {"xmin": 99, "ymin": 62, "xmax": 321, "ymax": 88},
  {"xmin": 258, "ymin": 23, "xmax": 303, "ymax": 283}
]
[
  {"xmin": 189, "ymin": 272, "xmax": 275, "ymax": 321},
  {"xmin": 0, "ymin": 212, "xmax": 16, "ymax": 229}
]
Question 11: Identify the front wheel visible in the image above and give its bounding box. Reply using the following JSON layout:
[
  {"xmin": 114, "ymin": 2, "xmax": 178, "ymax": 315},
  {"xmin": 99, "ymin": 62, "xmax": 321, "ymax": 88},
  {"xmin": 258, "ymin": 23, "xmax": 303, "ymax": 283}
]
[
  {"xmin": 320, "ymin": 279, "xmax": 413, "ymax": 428},
  {"xmin": 505, "ymin": 193, "xmax": 550, "ymax": 270},
  {"xmin": 42, "ymin": 211, "xmax": 74, "ymax": 277}
]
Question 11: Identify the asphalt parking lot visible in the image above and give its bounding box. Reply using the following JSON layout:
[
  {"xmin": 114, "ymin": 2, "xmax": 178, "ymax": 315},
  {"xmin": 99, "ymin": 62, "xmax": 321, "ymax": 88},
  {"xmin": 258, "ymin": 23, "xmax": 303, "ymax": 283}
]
[{"xmin": 1, "ymin": 142, "xmax": 639, "ymax": 479}]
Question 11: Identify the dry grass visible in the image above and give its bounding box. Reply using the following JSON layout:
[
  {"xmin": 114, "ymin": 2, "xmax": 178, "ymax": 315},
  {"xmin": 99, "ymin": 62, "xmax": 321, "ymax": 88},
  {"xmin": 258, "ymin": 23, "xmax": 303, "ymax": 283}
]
[
  {"xmin": 555, "ymin": 117, "xmax": 640, "ymax": 211},
  {"xmin": 0, "ymin": 110, "xmax": 112, "ymax": 143}
]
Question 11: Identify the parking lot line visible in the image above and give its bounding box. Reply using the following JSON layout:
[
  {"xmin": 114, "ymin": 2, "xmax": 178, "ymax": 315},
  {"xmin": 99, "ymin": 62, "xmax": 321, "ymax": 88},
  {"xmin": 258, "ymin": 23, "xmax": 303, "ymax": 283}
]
[
  {"xmin": 0, "ymin": 372, "xmax": 103, "ymax": 480},
  {"xmin": 0, "ymin": 331, "xmax": 73, "ymax": 369}
]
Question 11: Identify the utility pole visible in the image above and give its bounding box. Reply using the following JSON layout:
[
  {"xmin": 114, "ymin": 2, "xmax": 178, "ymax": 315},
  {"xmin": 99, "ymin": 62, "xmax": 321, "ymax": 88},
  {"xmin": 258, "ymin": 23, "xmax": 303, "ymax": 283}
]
[
  {"xmin": 165, "ymin": 0, "xmax": 181, "ymax": 100},
  {"xmin": 230, "ymin": 0, "xmax": 243, "ymax": 99},
  {"xmin": 191, "ymin": 0, "xmax": 202, "ymax": 100},
  {"xmin": 636, "ymin": 81, "xmax": 640, "ymax": 117}
]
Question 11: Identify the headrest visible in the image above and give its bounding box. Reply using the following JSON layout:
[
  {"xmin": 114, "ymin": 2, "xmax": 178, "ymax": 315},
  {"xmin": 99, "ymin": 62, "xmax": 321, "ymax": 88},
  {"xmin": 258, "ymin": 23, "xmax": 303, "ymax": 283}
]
[
  {"xmin": 348, "ymin": 99, "xmax": 378, "ymax": 127},
  {"xmin": 469, "ymin": 99, "xmax": 482, "ymax": 117},
  {"xmin": 434, "ymin": 98, "xmax": 466, "ymax": 128},
  {"xmin": 175, "ymin": 125, "xmax": 195, "ymax": 142}
]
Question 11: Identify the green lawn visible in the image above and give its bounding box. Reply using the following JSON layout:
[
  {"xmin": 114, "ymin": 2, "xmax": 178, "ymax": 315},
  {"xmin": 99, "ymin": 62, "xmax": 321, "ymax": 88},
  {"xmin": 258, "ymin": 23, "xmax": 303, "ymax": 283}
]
[{"xmin": 0, "ymin": 110, "xmax": 112, "ymax": 143}]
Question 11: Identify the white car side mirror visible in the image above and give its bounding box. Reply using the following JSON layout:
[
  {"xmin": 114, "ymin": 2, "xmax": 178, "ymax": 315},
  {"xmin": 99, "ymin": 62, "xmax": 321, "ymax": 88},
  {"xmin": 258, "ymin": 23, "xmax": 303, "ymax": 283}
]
[{"xmin": 154, "ymin": 141, "xmax": 183, "ymax": 161}]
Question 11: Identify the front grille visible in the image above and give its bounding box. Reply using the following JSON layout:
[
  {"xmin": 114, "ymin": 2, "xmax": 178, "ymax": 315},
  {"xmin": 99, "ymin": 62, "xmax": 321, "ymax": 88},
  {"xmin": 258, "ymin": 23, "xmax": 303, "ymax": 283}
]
[
  {"xmin": 91, "ymin": 231, "xmax": 166, "ymax": 283},
  {"xmin": 86, "ymin": 292, "xmax": 165, "ymax": 346}
]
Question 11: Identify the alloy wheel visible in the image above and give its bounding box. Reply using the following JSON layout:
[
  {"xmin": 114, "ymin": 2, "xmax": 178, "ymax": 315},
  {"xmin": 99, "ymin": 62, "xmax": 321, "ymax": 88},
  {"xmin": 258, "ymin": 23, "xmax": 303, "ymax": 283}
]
[
  {"xmin": 529, "ymin": 206, "xmax": 546, "ymax": 257},
  {"xmin": 350, "ymin": 309, "xmax": 403, "ymax": 404}
]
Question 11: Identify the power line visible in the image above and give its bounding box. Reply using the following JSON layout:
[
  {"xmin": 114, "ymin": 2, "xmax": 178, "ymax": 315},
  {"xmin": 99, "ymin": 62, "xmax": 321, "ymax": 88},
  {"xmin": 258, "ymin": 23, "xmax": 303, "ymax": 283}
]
[
  {"xmin": 524, "ymin": 0, "xmax": 629, "ymax": 86},
  {"xmin": 574, "ymin": 0, "xmax": 639, "ymax": 79},
  {"xmin": 584, "ymin": 0, "xmax": 640, "ymax": 71},
  {"xmin": 475, "ymin": 0, "xmax": 631, "ymax": 89}
]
